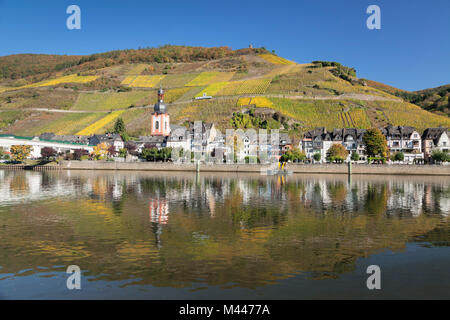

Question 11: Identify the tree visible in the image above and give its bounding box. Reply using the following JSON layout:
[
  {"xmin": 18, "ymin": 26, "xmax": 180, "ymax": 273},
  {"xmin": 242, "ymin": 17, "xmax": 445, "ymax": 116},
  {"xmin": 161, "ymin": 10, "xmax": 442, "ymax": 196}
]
[
  {"xmin": 107, "ymin": 145, "xmax": 117, "ymax": 157},
  {"xmin": 73, "ymin": 149, "xmax": 89, "ymax": 160},
  {"xmin": 113, "ymin": 118, "xmax": 126, "ymax": 135},
  {"xmin": 40, "ymin": 147, "xmax": 57, "ymax": 160},
  {"xmin": 92, "ymin": 142, "xmax": 109, "ymax": 160},
  {"xmin": 159, "ymin": 147, "xmax": 172, "ymax": 162},
  {"xmin": 393, "ymin": 152, "xmax": 404, "ymax": 162},
  {"xmin": 351, "ymin": 152, "xmax": 360, "ymax": 162},
  {"xmin": 124, "ymin": 141, "xmax": 137, "ymax": 156},
  {"xmin": 363, "ymin": 128, "xmax": 388, "ymax": 158},
  {"xmin": 431, "ymin": 150, "xmax": 449, "ymax": 163},
  {"xmin": 142, "ymin": 147, "xmax": 159, "ymax": 161},
  {"xmin": 10, "ymin": 145, "xmax": 32, "ymax": 162},
  {"xmin": 118, "ymin": 148, "xmax": 127, "ymax": 158},
  {"xmin": 326, "ymin": 144, "xmax": 348, "ymax": 163},
  {"xmin": 281, "ymin": 148, "xmax": 306, "ymax": 163},
  {"xmin": 313, "ymin": 153, "xmax": 321, "ymax": 162}
]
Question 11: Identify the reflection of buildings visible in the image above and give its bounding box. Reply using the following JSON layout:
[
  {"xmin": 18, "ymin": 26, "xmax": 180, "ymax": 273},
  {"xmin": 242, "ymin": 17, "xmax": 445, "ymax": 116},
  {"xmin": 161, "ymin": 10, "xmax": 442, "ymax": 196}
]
[{"xmin": 149, "ymin": 198, "xmax": 169, "ymax": 225}]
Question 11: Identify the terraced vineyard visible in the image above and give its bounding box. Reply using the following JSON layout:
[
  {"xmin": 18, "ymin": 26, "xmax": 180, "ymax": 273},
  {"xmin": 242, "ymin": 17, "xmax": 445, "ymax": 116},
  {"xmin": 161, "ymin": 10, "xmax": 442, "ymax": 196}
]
[
  {"xmin": 35, "ymin": 113, "xmax": 105, "ymax": 135},
  {"xmin": 73, "ymin": 91, "xmax": 154, "ymax": 111},
  {"xmin": 1, "ymin": 48, "xmax": 449, "ymax": 138},
  {"xmin": 369, "ymin": 101, "xmax": 450, "ymax": 131},
  {"xmin": 0, "ymin": 74, "xmax": 99, "ymax": 93},
  {"xmin": 77, "ymin": 110, "xmax": 126, "ymax": 135},
  {"xmin": 259, "ymin": 53, "xmax": 295, "ymax": 65},
  {"xmin": 185, "ymin": 72, "xmax": 234, "ymax": 87},
  {"xmin": 129, "ymin": 75, "xmax": 166, "ymax": 88}
]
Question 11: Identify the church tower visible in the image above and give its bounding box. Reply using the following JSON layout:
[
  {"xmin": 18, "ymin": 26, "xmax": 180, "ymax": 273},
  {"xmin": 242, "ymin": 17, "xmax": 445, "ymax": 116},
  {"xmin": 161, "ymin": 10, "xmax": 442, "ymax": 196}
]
[{"xmin": 151, "ymin": 87, "xmax": 170, "ymax": 136}]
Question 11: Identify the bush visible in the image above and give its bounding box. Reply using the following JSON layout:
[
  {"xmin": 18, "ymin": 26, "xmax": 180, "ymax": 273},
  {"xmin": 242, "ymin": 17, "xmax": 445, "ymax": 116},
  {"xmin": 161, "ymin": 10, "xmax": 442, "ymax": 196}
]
[
  {"xmin": 313, "ymin": 153, "xmax": 321, "ymax": 162},
  {"xmin": 393, "ymin": 152, "xmax": 404, "ymax": 162},
  {"xmin": 431, "ymin": 150, "xmax": 449, "ymax": 163},
  {"xmin": 351, "ymin": 152, "xmax": 360, "ymax": 162}
]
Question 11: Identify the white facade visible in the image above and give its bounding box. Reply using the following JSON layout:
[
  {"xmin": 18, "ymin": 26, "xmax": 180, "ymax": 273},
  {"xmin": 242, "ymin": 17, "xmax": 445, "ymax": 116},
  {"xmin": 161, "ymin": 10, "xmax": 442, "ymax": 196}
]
[{"xmin": 0, "ymin": 135, "xmax": 93, "ymax": 159}]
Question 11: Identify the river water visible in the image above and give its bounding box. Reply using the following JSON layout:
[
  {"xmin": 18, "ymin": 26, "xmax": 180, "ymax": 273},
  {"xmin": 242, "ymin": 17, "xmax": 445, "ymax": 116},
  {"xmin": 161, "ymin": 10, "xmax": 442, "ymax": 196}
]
[{"xmin": 0, "ymin": 170, "xmax": 449, "ymax": 299}]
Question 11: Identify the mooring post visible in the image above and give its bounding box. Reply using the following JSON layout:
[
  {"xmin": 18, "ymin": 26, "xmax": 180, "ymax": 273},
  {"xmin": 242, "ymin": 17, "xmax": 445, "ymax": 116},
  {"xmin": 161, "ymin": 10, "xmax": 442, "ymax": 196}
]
[
  {"xmin": 196, "ymin": 160, "xmax": 200, "ymax": 173},
  {"xmin": 348, "ymin": 160, "xmax": 352, "ymax": 184}
]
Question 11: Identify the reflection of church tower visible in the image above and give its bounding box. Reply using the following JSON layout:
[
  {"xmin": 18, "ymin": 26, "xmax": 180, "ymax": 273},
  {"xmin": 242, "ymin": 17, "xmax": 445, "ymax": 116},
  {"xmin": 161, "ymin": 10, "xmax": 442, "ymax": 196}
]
[
  {"xmin": 149, "ymin": 198, "xmax": 169, "ymax": 225},
  {"xmin": 151, "ymin": 88, "xmax": 171, "ymax": 136},
  {"xmin": 149, "ymin": 198, "xmax": 169, "ymax": 250}
]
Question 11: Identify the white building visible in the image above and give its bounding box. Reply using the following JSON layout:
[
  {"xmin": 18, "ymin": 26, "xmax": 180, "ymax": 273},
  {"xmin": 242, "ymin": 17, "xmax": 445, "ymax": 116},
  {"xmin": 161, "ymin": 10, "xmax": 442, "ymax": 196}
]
[{"xmin": 0, "ymin": 134, "xmax": 93, "ymax": 159}]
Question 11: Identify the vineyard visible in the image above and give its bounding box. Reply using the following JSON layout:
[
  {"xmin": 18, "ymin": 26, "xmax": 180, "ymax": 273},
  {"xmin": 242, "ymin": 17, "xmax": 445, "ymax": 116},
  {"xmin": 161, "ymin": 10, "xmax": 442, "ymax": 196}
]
[
  {"xmin": 76, "ymin": 110, "xmax": 126, "ymax": 135},
  {"xmin": 259, "ymin": 53, "xmax": 295, "ymax": 65},
  {"xmin": 159, "ymin": 73, "xmax": 199, "ymax": 88},
  {"xmin": 126, "ymin": 64, "xmax": 151, "ymax": 75},
  {"xmin": 371, "ymin": 101, "xmax": 450, "ymax": 131},
  {"xmin": 73, "ymin": 91, "xmax": 154, "ymax": 111},
  {"xmin": 35, "ymin": 113, "xmax": 105, "ymax": 135},
  {"xmin": 0, "ymin": 74, "xmax": 99, "ymax": 93},
  {"xmin": 185, "ymin": 72, "xmax": 234, "ymax": 87},
  {"xmin": 128, "ymin": 75, "xmax": 166, "ymax": 88},
  {"xmin": 195, "ymin": 82, "xmax": 229, "ymax": 97}
]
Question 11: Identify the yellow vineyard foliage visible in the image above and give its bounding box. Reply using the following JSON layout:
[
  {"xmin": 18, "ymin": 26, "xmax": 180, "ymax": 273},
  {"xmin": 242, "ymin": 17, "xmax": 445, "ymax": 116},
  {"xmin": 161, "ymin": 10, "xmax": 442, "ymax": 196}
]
[
  {"xmin": 129, "ymin": 75, "xmax": 165, "ymax": 88},
  {"xmin": 238, "ymin": 97, "xmax": 274, "ymax": 108},
  {"xmin": 195, "ymin": 82, "xmax": 229, "ymax": 97},
  {"xmin": 121, "ymin": 76, "xmax": 137, "ymax": 85},
  {"xmin": 236, "ymin": 79, "xmax": 272, "ymax": 95},
  {"xmin": 77, "ymin": 110, "xmax": 126, "ymax": 135},
  {"xmin": 259, "ymin": 54, "xmax": 295, "ymax": 65},
  {"xmin": 186, "ymin": 72, "xmax": 234, "ymax": 87}
]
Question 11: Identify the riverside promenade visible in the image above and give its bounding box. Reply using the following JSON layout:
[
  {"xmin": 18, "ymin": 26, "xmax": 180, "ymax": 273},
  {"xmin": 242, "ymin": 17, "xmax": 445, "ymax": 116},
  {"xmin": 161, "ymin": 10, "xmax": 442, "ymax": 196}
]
[{"xmin": 47, "ymin": 161, "xmax": 450, "ymax": 176}]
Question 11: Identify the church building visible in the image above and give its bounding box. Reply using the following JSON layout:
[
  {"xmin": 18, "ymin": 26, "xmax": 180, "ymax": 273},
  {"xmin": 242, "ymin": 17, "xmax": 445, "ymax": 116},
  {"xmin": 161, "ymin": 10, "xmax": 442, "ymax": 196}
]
[{"xmin": 151, "ymin": 88, "xmax": 171, "ymax": 136}]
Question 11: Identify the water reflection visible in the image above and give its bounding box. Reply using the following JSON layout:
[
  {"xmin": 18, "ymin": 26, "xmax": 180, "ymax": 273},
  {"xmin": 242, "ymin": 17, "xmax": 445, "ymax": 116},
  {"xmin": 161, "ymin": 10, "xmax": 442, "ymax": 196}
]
[{"xmin": 0, "ymin": 170, "xmax": 449, "ymax": 293}]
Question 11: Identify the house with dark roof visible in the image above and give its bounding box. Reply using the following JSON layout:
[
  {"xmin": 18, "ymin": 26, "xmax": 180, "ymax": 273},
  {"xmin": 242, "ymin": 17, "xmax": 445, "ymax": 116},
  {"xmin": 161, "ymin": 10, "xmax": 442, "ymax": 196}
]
[
  {"xmin": 380, "ymin": 125, "xmax": 422, "ymax": 153},
  {"xmin": 422, "ymin": 127, "xmax": 449, "ymax": 160},
  {"xmin": 88, "ymin": 133, "xmax": 124, "ymax": 151}
]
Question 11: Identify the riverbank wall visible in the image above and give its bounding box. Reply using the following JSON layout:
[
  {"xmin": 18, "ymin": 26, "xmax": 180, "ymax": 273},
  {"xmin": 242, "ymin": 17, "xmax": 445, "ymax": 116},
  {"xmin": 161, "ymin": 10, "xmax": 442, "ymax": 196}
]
[{"xmin": 46, "ymin": 161, "xmax": 450, "ymax": 176}]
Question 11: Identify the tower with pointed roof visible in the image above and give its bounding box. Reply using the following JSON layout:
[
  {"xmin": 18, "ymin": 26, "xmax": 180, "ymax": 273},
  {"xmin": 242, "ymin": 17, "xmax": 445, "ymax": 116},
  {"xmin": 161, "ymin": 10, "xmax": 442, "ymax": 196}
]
[{"xmin": 151, "ymin": 87, "xmax": 171, "ymax": 136}]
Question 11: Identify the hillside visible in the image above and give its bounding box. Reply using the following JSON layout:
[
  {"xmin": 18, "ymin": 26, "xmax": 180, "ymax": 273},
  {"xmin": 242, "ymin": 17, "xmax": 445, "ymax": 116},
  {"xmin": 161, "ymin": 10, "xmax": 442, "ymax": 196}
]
[
  {"xmin": 365, "ymin": 80, "xmax": 450, "ymax": 117},
  {"xmin": 1, "ymin": 46, "xmax": 449, "ymax": 140}
]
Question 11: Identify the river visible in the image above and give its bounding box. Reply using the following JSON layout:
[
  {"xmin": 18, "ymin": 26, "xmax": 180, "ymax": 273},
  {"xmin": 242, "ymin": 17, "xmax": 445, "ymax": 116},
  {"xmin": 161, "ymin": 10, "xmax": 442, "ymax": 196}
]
[{"xmin": 0, "ymin": 170, "xmax": 449, "ymax": 299}]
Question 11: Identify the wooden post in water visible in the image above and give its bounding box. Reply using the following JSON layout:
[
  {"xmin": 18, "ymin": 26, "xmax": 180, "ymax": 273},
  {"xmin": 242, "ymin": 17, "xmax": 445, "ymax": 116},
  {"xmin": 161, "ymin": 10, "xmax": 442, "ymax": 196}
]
[{"xmin": 348, "ymin": 161, "xmax": 352, "ymax": 184}]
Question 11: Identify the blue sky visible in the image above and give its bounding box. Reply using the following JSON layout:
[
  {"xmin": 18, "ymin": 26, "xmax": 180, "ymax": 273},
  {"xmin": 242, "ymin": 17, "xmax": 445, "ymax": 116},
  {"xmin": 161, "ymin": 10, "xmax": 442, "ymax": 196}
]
[{"xmin": 0, "ymin": 0, "xmax": 448, "ymax": 91}]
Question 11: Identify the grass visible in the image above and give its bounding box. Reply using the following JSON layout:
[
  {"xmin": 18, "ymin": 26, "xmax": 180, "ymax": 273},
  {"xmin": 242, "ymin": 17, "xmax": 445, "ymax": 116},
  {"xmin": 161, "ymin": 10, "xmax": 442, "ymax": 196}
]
[
  {"xmin": 76, "ymin": 110, "xmax": 126, "ymax": 135},
  {"xmin": 73, "ymin": 91, "xmax": 155, "ymax": 111}
]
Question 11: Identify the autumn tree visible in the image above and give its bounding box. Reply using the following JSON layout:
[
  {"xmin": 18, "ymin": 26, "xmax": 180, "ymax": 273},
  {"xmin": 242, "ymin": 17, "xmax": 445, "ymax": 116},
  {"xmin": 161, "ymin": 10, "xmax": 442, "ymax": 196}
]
[
  {"xmin": 107, "ymin": 145, "xmax": 117, "ymax": 157},
  {"xmin": 363, "ymin": 128, "xmax": 388, "ymax": 158},
  {"xmin": 92, "ymin": 143, "xmax": 109, "ymax": 160},
  {"xmin": 326, "ymin": 144, "xmax": 349, "ymax": 163},
  {"xmin": 40, "ymin": 147, "xmax": 57, "ymax": 160},
  {"xmin": 10, "ymin": 145, "xmax": 32, "ymax": 162}
]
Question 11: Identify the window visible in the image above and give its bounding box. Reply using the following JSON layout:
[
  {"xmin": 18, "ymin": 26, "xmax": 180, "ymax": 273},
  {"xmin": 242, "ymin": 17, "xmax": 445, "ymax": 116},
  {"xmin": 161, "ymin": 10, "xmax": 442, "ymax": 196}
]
[
  {"xmin": 155, "ymin": 121, "xmax": 159, "ymax": 130},
  {"xmin": 165, "ymin": 122, "xmax": 167, "ymax": 130}
]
